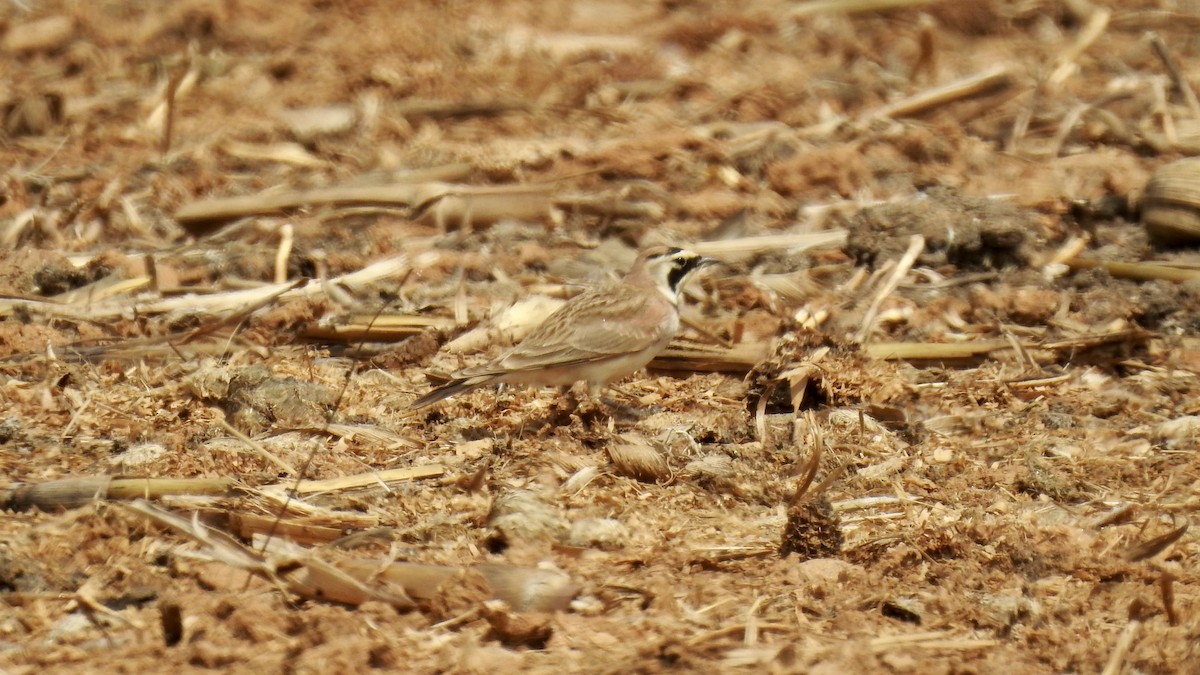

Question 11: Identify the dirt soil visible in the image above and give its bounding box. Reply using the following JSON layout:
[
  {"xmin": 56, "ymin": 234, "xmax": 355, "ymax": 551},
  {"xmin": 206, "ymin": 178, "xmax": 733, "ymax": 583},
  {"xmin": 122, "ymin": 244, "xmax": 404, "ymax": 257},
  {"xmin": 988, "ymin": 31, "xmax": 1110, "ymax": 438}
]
[{"xmin": 2, "ymin": 1, "xmax": 1199, "ymax": 673}]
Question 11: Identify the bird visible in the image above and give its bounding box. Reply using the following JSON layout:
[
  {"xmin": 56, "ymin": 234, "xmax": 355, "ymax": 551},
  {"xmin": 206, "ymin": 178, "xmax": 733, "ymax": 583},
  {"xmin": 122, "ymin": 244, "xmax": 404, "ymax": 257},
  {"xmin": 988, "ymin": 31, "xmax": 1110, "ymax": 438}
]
[{"xmin": 410, "ymin": 246, "xmax": 717, "ymax": 410}]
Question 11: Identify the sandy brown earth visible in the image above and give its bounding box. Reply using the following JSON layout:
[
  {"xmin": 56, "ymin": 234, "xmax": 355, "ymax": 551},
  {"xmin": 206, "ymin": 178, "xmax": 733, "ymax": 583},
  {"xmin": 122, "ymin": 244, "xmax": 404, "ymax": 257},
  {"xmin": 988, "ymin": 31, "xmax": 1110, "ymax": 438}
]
[{"xmin": 1, "ymin": 0, "xmax": 1199, "ymax": 672}]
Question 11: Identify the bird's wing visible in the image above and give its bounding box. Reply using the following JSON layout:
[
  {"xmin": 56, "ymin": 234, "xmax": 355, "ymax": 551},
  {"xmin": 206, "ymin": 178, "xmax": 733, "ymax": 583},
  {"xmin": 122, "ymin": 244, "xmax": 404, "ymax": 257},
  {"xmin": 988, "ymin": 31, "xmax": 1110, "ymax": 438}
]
[{"xmin": 459, "ymin": 288, "xmax": 662, "ymax": 376}]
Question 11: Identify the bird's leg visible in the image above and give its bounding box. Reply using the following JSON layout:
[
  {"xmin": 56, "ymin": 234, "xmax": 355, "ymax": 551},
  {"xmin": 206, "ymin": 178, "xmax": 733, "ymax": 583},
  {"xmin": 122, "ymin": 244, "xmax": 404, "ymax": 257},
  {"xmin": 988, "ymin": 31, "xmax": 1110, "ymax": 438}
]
[
  {"xmin": 530, "ymin": 386, "xmax": 578, "ymax": 434},
  {"xmin": 562, "ymin": 382, "xmax": 617, "ymax": 418},
  {"xmin": 576, "ymin": 383, "xmax": 606, "ymax": 414},
  {"xmin": 555, "ymin": 384, "xmax": 580, "ymax": 409},
  {"xmin": 599, "ymin": 396, "xmax": 656, "ymax": 419},
  {"xmin": 543, "ymin": 384, "xmax": 608, "ymax": 428},
  {"xmin": 597, "ymin": 383, "xmax": 659, "ymax": 420}
]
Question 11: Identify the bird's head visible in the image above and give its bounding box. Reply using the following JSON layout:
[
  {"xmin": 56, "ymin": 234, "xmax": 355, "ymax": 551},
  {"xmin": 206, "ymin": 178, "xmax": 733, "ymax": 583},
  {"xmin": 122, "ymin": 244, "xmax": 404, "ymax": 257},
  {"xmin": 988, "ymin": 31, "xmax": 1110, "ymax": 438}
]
[{"xmin": 633, "ymin": 246, "xmax": 718, "ymax": 303}]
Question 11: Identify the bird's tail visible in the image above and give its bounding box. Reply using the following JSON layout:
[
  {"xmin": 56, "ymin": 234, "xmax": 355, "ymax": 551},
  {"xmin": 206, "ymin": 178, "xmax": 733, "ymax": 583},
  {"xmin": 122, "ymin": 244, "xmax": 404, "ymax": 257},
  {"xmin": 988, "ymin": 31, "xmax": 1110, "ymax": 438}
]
[{"xmin": 409, "ymin": 375, "xmax": 491, "ymax": 410}]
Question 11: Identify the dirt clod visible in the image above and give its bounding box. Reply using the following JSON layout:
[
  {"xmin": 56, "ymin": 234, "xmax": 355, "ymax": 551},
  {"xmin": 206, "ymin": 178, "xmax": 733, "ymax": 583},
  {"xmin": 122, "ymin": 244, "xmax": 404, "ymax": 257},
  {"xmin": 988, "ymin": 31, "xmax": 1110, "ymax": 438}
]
[
  {"xmin": 846, "ymin": 187, "xmax": 1037, "ymax": 270},
  {"xmin": 780, "ymin": 498, "xmax": 843, "ymax": 560}
]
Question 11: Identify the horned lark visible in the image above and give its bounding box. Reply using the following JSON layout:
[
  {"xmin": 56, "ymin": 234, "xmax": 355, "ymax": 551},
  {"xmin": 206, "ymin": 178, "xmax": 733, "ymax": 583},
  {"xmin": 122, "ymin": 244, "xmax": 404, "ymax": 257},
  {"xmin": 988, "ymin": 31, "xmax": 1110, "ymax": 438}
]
[{"xmin": 411, "ymin": 246, "xmax": 717, "ymax": 409}]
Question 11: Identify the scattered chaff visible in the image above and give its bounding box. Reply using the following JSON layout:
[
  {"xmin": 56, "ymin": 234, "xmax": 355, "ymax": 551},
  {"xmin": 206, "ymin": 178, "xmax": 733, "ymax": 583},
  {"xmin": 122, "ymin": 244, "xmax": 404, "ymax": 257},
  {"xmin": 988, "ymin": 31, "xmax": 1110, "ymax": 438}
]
[
  {"xmin": 1112, "ymin": 10, "xmax": 1200, "ymax": 31},
  {"xmin": 830, "ymin": 495, "xmax": 912, "ymax": 514},
  {"xmin": 158, "ymin": 62, "xmax": 186, "ymax": 157},
  {"xmin": 1045, "ymin": 235, "xmax": 1090, "ymax": 268},
  {"xmin": 1005, "ymin": 372, "xmax": 1071, "ymax": 389},
  {"xmin": 151, "ymin": 254, "xmax": 409, "ymax": 314},
  {"xmin": 1046, "ymin": 93, "xmax": 1137, "ymax": 158},
  {"xmin": 2, "ymin": 469, "xmax": 439, "ymax": 531}
]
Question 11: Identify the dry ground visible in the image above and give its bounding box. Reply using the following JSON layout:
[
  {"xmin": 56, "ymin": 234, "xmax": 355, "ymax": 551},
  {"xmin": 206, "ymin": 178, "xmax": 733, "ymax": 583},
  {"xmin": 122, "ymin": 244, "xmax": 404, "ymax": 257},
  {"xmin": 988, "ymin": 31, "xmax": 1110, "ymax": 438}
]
[{"xmin": 1, "ymin": 0, "xmax": 1199, "ymax": 673}]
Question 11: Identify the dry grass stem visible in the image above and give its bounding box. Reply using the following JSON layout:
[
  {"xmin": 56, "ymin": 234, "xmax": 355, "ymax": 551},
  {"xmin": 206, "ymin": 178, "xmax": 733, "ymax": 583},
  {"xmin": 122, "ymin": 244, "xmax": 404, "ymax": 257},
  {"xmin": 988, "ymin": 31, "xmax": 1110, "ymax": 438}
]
[
  {"xmin": 867, "ymin": 631, "xmax": 1000, "ymax": 651},
  {"xmin": 1066, "ymin": 257, "xmax": 1200, "ymax": 283},
  {"xmin": 865, "ymin": 328, "xmax": 1149, "ymax": 363},
  {"xmin": 856, "ymin": 235, "xmax": 925, "ymax": 342},
  {"xmin": 691, "ymin": 230, "xmax": 848, "ymax": 258},
  {"xmin": 217, "ymin": 418, "xmax": 297, "ymax": 476},
  {"xmin": 227, "ymin": 512, "xmax": 346, "ymax": 545},
  {"xmin": 303, "ymin": 313, "xmax": 457, "ymax": 342},
  {"xmin": 278, "ymin": 465, "xmax": 446, "ymax": 495},
  {"xmin": 1, "ymin": 476, "xmax": 238, "ymax": 511},
  {"xmin": 1148, "ymin": 32, "xmax": 1200, "ymax": 119},
  {"xmin": 0, "ymin": 255, "xmax": 409, "ymax": 322},
  {"xmin": 302, "ymin": 422, "xmax": 418, "ymax": 449},
  {"xmin": 274, "ymin": 223, "xmax": 293, "ymax": 284},
  {"xmin": 791, "ymin": 0, "xmax": 941, "ymax": 18},
  {"xmin": 1100, "ymin": 618, "xmax": 1142, "ymax": 675},
  {"xmin": 1048, "ymin": 7, "xmax": 1111, "ymax": 86},
  {"xmin": 867, "ymin": 66, "xmax": 1012, "ymax": 121},
  {"xmin": 175, "ymin": 174, "xmax": 506, "ymax": 226},
  {"xmin": 220, "ymin": 140, "xmax": 327, "ymax": 168}
]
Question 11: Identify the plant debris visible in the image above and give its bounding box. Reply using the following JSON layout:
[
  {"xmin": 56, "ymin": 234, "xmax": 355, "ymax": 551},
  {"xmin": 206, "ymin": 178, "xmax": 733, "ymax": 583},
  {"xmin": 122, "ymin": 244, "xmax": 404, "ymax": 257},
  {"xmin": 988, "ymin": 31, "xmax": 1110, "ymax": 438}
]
[{"xmin": 1, "ymin": 1, "xmax": 1198, "ymax": 673}]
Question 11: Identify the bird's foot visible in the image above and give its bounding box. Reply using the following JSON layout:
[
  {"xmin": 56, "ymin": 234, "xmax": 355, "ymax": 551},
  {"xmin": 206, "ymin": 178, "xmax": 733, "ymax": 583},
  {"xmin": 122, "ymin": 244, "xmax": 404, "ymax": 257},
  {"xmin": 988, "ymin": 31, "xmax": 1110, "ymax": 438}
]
[{"xmin": 599, "ymin": 395, "xmax": 660, "ymax": 420}]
